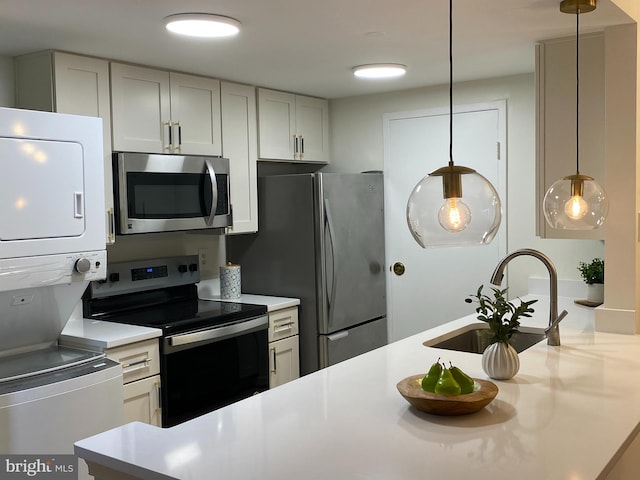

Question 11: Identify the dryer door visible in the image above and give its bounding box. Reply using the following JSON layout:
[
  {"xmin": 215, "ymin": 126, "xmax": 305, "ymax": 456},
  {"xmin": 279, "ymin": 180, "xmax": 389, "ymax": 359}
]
[
  {"xmin": 0, "ymin": 108, "xmax": 105, "ymax": 259},
  {"xmin": 0, "ymin": 138, "xmax": 85, "ymax": 240}
]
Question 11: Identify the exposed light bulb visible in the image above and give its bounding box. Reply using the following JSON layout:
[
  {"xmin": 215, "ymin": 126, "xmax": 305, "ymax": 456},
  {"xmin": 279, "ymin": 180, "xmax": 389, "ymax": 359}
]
[
  {"xmin": 437, "ymin": 197, "xmax": 471, "ymax": 232},
  {"xmin": 564, "ymin": 194, "xmax": 588, "ymax": 220}
]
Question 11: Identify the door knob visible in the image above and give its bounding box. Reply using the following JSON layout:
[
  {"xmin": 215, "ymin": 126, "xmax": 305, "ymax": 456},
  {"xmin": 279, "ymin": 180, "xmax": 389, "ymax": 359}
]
[{"xmin": 392, "ymin": 262, "xmax": 405, "ymax": 276}]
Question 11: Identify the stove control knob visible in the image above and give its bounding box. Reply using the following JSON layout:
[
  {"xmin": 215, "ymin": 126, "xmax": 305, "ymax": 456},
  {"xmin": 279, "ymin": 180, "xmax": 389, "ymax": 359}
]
[
  {"xmin": 75, "ymin": 258, "xmax": 91, "ymax": 274},
  {"xmin": 109, "ymin": 273, "xmax": 120, "ymax": 283},
  {"xmin": 178, "ymin": 264, "xmax": 188, "ymax": 273},
  {"xmin": 189, "ymin": 263, "xmax": 198, "ymax": 272}
]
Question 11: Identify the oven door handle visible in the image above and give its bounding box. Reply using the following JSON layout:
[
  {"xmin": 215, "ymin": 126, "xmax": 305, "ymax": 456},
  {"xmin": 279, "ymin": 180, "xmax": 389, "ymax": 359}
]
[
  {"xmin": 167, "ymin": 315, "xmax": 268, "ymax": 348},
  {"xmin": 204, "ymin": 158, "xmax": 218, "ymax": 227}
]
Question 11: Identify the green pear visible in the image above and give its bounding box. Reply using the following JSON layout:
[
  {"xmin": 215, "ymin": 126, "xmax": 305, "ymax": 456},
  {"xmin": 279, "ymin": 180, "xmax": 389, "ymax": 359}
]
[
  {"xmin": 434, "ymin": 367, "xmax": 461, "ymax": 396},
  {"xmin": 450, "ymin": 365, "xmax": 475, "ymax": 394},
  {"xmin": 421, "ymin": 360, "xmax": 442, "ymax": 393}
]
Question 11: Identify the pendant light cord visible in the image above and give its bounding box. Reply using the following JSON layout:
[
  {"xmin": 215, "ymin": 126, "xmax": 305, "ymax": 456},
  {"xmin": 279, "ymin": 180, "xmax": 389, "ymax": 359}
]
[
  {"xmin": 575, "ymin": 10, "xmax": 580, "ymax": 175},
  {"xmin": 449, "ymin": 0, "xmax": 454, "ymax": 167}
]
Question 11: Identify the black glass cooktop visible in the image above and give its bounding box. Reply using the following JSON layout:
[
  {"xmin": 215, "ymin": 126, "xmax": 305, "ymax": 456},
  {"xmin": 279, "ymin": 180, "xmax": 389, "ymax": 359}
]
[{"xmin": 84, "ymin": 284, "xmax": 267, "ymax": 335}]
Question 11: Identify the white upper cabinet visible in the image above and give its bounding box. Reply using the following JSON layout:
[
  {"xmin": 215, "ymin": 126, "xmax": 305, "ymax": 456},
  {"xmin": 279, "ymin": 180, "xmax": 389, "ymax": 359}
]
[
  {"xmin": 258, "ymin": 90, "xmax": 296, "ymax": 160},
  {"xmin": 169, "ymin": 72, "xmax": 222, "ymax": 156},
  {"xmin": 257, "ymin": 88, "xmax": 329, "ymax": 163},
  {"xmin": 295, "ymin": 95, "xmax": 330, "ymax": 162},
  {"xmin": 15, "ymin": 51, "xmax": 115, "ymax": 244},
  {"xmin": 110, "ymin": 63, "xmax": 221, "ymax": 156},
  {"xmin": 221, "ymin": 82, "xmax": 258, "ymax": 234},
  {"xmin": 536, "ymin": 33, "xmax": 605, "ymax": 240}
]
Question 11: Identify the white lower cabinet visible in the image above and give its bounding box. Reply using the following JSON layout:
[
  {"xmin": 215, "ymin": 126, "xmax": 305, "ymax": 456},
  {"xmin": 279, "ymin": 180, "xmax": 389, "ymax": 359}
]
[
  {"xmin": 270, "ymin": 336, "xmax": 300, "ymax": 389},
  {"xmin": 268, "ymin": 307, "xmax": 300, "ymax": 388},
  {"xmin": 104, "ymin": 338, "xmax": 162, "ymax": 427},
  {"xmin": 123, "ymin": 375, "xmax": 162, "ymax": 426}
]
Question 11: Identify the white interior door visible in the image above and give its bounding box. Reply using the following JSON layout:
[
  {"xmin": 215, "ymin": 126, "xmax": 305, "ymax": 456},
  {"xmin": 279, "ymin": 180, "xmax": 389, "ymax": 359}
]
[{"xmin": 383, "ymin": 101, "xmax": 507, "ymax": 342}]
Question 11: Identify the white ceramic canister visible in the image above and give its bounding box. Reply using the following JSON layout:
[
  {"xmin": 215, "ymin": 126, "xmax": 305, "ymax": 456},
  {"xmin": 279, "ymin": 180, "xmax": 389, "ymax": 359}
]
[{"xmin": 220, "ymin": 262, "xmax": 241, "ymax": 299}]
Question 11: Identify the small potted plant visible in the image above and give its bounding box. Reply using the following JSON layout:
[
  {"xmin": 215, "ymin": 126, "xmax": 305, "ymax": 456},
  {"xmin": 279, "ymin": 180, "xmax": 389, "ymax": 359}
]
[
  {"xmin": 466, "ymin": 286, "xmax": 537, "ymax": 380},
  {"xmin": 578, "ymin": 258, "xmax": 604, "ymax": 304}
]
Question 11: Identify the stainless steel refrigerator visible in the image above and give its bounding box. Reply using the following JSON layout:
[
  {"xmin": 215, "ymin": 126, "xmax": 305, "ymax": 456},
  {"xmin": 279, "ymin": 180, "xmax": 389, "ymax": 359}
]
[{"xmin": 227, "ymin": 172, "xmax": 387, "ymax": 375}]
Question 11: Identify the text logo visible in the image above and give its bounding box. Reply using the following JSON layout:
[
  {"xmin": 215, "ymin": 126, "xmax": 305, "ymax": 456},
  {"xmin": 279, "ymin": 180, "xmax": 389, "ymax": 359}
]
[{"xmin": 0, "ymin": 456, "xmax": 76, "ymax": 479}]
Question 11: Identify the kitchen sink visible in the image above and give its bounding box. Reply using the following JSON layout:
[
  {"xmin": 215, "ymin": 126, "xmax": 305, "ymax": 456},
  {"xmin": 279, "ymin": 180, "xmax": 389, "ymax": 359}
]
[{"xmin": 423, "ymin": 324, "xmax": 547, "ymax": 354}]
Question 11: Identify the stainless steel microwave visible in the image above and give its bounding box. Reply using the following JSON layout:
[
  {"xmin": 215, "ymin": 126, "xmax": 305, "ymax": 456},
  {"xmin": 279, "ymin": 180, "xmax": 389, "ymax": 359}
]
[{"xmin": 113, "ymin": 152, "xmax": 232, "ymax": 235}]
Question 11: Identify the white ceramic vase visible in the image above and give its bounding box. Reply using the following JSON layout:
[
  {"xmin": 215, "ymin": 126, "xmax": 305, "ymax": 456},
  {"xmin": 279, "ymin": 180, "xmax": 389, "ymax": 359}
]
[
  {"xmin": 587, "ymin": 283, "xmax": 604, "ymax": 303},
  {"xmin": 482, "ymin": 342, "xmax": 520, "ymax": 380}
]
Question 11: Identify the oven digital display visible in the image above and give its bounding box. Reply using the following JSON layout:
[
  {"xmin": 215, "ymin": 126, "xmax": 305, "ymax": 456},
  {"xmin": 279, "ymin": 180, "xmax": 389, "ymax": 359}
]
[{"xmin": 131, "ymin": 265, "xmax": 168, "ymax": 281}]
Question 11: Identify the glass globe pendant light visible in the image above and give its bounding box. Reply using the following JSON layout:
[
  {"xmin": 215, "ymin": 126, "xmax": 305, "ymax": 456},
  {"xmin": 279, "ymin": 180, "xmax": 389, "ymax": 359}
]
[
  {"xmin": 406, "ymin": 0, "xmax": 502, "ymax": 248},
  {"xmin": 543, "ymin": 0, "xmax": 608, "ymax": 230}
]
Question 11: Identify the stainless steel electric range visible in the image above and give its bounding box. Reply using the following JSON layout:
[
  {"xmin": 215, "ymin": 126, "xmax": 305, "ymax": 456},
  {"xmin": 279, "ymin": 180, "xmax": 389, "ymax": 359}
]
[{"xmin": 82, "ymin": 255, "xmax": 269, "ymax": 427}]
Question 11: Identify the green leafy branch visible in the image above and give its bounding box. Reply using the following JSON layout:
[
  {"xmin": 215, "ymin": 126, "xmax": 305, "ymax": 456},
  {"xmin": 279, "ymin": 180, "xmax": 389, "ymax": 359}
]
[{"xmin": 465, "ymin": 285, "xmax": 538, "ymax": 344}]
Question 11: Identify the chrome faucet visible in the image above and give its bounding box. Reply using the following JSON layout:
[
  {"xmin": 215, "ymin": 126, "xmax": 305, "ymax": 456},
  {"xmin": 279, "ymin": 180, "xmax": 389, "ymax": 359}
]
[{"xmin": 490, "ymin": 248, "xmax": 568, "ymax": 346}]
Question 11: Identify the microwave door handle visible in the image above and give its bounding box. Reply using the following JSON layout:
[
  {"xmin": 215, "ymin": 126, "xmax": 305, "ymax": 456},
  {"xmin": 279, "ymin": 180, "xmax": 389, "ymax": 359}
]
[{"xmin": 204, "ymin": 158, "xmax": 218, "ymax": 227}]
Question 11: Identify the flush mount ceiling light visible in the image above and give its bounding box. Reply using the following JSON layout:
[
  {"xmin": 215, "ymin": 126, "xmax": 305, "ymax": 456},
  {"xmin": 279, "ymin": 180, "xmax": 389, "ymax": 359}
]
[
  {"xmin": 352, "ymin": 64, "xmax": 407, "ymax": 79},
  {"xmin": 542, "ymin": 0, "xmax": 608, "ymax": 230},
  {"xmin": 405, "ymin": 0, "xmax": 501, "ymax": 247},
  {"xmin": 164, "ymin": 13, "xmax": 241, "ymax": 38}
]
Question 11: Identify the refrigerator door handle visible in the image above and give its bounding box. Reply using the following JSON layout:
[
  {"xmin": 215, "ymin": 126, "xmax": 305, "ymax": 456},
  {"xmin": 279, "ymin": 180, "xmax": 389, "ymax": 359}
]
[
  {"xmin": 327, "ymin": 330, "xmax": 349, "ymax": 342},
  {"xmin": 324, "ymin": 198, "xmax": 338, "ymax": 327}
]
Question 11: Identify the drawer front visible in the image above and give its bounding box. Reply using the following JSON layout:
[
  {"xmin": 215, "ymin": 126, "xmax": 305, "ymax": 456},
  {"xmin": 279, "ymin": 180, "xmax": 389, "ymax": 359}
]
[
  {"xmin": 269, "ymin": 307, "xmax": 299, "ymax": 342},
  {"xmin": 105, "ymin": 338, "xmax": 160, "ymax": 384}
]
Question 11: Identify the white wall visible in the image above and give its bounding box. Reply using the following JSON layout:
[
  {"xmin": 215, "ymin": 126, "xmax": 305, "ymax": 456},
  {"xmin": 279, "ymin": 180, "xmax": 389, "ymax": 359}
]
[
  {"xmin": 106, "ymin": 233, "xmax": 224, "ymax": 280},
  {"xmin": 329, "ymin": 73, "xmax": 604, "ymax": 298}
]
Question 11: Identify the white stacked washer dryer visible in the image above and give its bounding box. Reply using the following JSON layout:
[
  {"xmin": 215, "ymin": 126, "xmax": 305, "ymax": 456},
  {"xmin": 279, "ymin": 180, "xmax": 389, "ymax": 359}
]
[{"xmin": 0, "ymin": 107, "xmax": 123, "ymax": 479}]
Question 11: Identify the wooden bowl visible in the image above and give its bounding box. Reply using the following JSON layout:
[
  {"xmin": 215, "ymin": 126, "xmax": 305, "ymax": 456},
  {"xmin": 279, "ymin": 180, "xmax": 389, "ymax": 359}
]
[{"xmin": 396, "ymin": 374, "xmax": 498, "ymax": 416}]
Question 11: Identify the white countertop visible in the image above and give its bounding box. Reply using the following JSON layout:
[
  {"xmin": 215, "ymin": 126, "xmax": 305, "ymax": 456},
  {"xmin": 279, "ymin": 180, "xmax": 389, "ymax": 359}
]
[
  {"xmin": 75, "ymin": 295, "xmax": 640, "ymax": 479},
  {"xmin": 197, "ymin": 280, "xmax": 300, "ymax": 311},
  {"xmin": 60, "ymin": 317, "xmax": 162, "ymax": 350},
  {"xmin": 59, "ymin": 284, "xmax": 298, "ymax": 350},
  {"xmin": 201, "ymin": 293, "xmax": 299, "ymax": 311}
]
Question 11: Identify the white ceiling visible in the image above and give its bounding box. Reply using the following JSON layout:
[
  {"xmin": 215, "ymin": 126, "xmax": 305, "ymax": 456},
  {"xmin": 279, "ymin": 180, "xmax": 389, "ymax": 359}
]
[{"xmin": 0, "ymin": 0, "xmax": 633, "ymax": 99}]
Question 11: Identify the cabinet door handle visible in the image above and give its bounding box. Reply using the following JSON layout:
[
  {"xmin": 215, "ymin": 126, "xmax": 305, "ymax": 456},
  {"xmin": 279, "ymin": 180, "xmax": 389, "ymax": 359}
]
[
  {"xmin": 271, "ymin": 347, "xmax": 277, "ymax": 373},
  {"xmin": 293, "ymin": 135, "xmax": 299, "ymax": 159},
  {"xmin": 156, "ymin": 380, "xmax": 162, "ymax": 411},
  {"xmin": 164, "ymin": 121, "xmax": 173, "ymax": 152},
  {"xmin": 121, "ymin": 358, "xmax": 152, "ymax": 371},
  {"xmin": 174, "ymin": 121, "xmax": 182, "ymax": 152},
  {"xmin": 274, "ymin": 322, "xmax": 295, "ymax": 333},
  {"xmin": 300, "ymin": 136, "xmax": 304, "ymax": 159}
]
